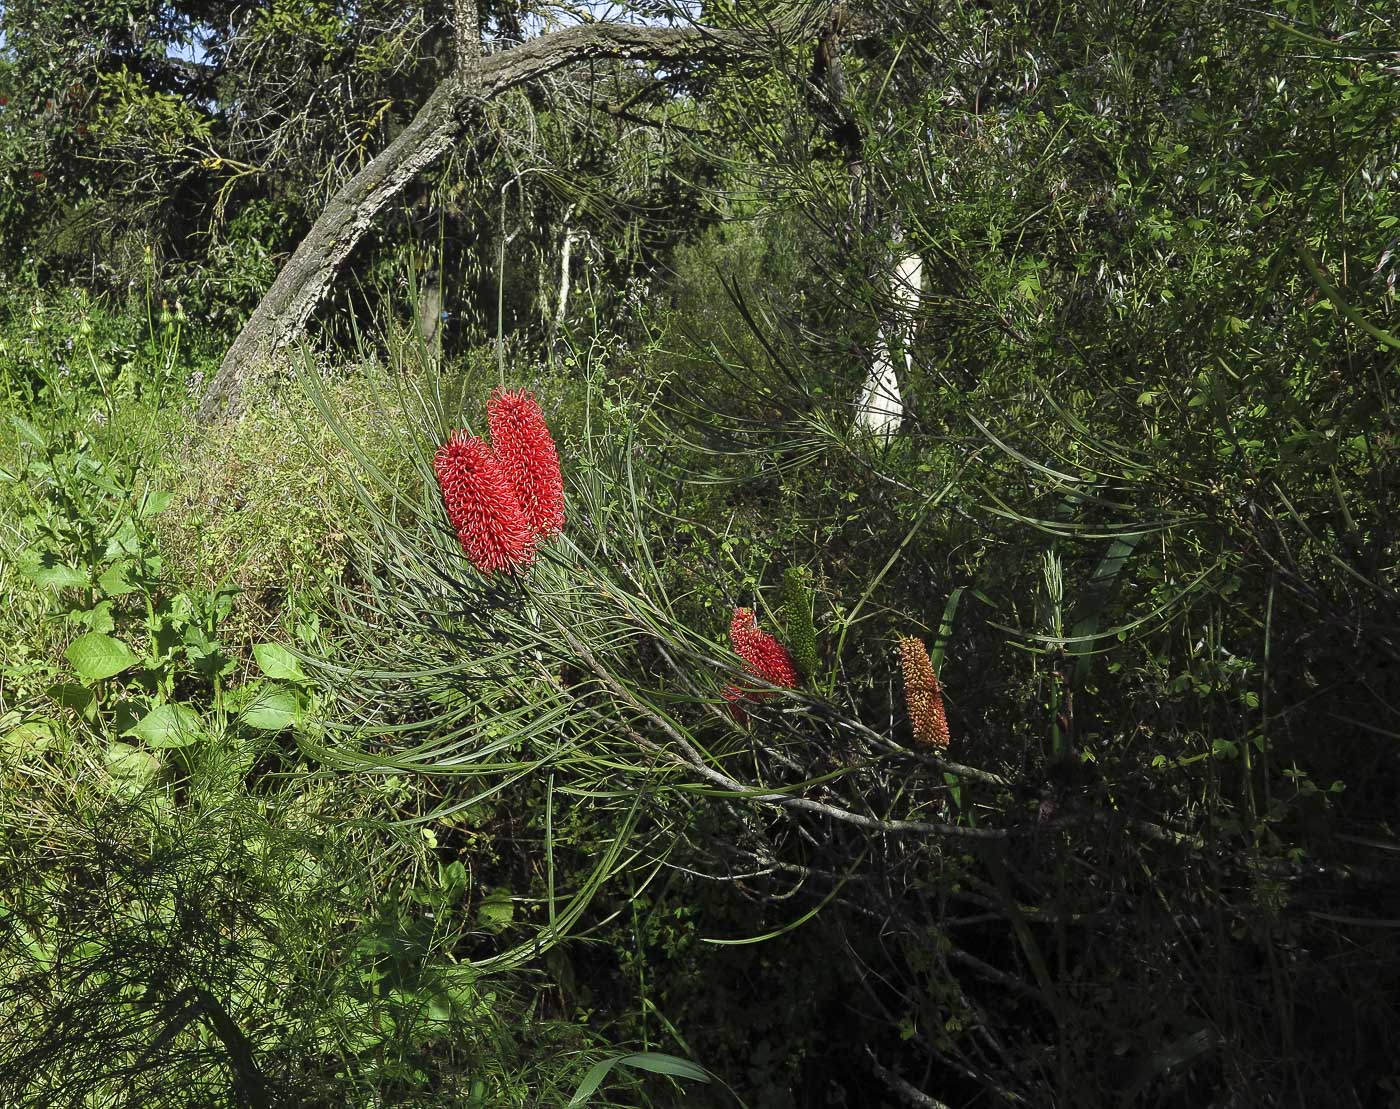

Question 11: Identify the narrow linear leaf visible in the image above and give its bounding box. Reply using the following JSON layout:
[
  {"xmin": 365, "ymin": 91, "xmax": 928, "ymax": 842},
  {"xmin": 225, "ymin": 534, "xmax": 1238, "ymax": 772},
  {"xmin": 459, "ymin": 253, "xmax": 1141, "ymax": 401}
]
[
  {"xmin": 566, "ymin": 1058, "xmax": 621, "ymax": 1108},
  {"xmin": 930, "ymin": 587, "xmax": 964, "ymax": 671},
  {"xmin": 566, "ymin": 1052, "xmax": 712, "ymax": 1108},
  {"xmin": 611, "ymin": 1052, "xmax": 711, "ymax": 1082},
  {"xmin": 1070, "ymin": 531, "xmax": 1144, "ymax": 688}
]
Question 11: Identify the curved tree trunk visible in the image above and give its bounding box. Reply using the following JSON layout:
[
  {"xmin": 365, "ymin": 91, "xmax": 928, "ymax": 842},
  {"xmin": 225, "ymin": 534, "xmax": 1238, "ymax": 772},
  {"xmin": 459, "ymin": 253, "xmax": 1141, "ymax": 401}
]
[{"xmin": 196, "ymin": 21, "xmax": 767, "ymax": 423}]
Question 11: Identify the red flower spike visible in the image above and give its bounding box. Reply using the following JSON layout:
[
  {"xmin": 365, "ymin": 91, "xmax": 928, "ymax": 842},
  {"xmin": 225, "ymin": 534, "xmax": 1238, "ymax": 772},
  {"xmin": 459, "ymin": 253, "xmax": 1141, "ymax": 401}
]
[
  {"xmin": 726, "ymin": 607, "xmax": 799, "ymax": 705},
  {"xmin": 487, "ymin": 388, "xmax": 565, "ymax": 541},
  {"xmin": 433, "ymin": 430, "xmax": 535, "ymax": 573}
]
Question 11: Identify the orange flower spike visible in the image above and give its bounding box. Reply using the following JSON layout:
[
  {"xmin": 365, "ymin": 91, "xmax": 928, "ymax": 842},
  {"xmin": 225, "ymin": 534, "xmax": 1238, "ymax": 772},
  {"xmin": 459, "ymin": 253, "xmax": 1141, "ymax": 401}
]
[{"xmin": 899, "ymin": 636, "xmax": 950, "ymax": 750}]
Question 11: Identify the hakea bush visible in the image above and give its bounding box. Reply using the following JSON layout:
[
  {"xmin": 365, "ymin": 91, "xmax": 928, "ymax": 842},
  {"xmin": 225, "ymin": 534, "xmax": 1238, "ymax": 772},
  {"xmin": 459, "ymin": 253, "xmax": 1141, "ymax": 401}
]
[
  {"xmin": 725, "ymin": 607, "xmax": 800, "ymax": 706},
  {"xmin": 898, "ymin": 636, "xmax": 950, "ymax": 750},
  {"xmin": 433, "ymin": 390, "xmax": 565, "ymax": 574}
]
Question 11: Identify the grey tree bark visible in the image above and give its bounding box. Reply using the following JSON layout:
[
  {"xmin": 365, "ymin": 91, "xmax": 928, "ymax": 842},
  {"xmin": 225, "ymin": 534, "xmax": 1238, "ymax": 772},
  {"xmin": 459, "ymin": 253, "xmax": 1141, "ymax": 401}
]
[{"xmin": 196, "ymin": 19, "xmax": 778, "ymax": 422}]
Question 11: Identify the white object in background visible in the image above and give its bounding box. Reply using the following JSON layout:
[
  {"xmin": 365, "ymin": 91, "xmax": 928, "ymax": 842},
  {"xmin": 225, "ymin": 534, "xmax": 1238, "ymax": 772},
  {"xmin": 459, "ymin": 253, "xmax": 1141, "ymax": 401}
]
[
  {"xmin": 855, "ymin": 252, "xmax": 923, "ymax": 440},
  {"xmin": 555, "ymin": 202, "xmax": 580, "ymax": 334}
]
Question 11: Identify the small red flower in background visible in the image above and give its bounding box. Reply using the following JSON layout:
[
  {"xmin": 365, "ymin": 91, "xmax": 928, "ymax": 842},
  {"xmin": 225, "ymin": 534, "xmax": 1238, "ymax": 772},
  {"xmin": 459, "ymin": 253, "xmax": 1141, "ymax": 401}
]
[
  {"xmin": 31, "ymin": 170, "xmax": 44, "ymax": 182},
  {"xmin": 487, "ymin": 388, "xmax": 565, "ymax": 541},
  {"xmin": 433, "ymin": 430, "xmax": 535, "ymax": 573},
  {"xmin": 725, "ymin": 607, "xmax": 799, "ymax": 706}
]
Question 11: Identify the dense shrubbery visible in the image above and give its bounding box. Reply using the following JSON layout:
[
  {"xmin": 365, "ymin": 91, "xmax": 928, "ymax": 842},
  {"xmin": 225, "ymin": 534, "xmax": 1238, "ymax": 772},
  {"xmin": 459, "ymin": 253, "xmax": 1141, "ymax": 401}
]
[{"xmin": 4, "ymin": 1, "xmax": 1400, "ymax": 1106}]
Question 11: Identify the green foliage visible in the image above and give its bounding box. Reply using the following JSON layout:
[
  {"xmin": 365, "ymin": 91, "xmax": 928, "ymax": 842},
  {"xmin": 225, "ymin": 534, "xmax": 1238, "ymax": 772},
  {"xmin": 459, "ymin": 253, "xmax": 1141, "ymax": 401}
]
[
  {"xmin": 0, "ymin": 735, "xmax": 620, "ymax": 1106},
  {"xmin": 1, "ymin": 372, "xmax": 248, "ymax": 770},
  {"xmin": 153, "ymin": 369, "xmax": 400, "ymax": 620},
  {"xmin": 628, "ymin": 1, "xmax": 1400, "ymax": 1103},
  {"xmin": 7, "ymin": 1, "xmax": 1400, "ymax": 1106},
  {"xmin": 0, "ymin": 293, "xmax": 650, "ymax": 1107}
]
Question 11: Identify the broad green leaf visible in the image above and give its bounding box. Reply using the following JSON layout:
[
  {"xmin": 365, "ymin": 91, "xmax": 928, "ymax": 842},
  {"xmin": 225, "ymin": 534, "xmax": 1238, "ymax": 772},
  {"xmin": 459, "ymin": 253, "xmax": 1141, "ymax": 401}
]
[
  {"xmin": 46, "ymin": 682, "xmax": 96, "ymax": 718},
  {"xmin": 74, "ymin": 457, "xmax": 124, "ymax": 496},
  {"xmin": 189, "ymin": 646, "xmax": 236, "ymax": 681},
  {"xmin": 150, "ymin": 612, "xmax": 182, "ymax": 661},
  {"xmin": 25, "ymin": 559, "xmax": 89, "ymax": 591},
  {"xmin": 239, "ymin": 687, "xmax": 299, "ymax": 731},
  {"xmin": 9, "ymin": 413, "xmax": 45, "ymax": 450},
  {"xmin": 253, "ymin": 643, "xmax": 306, "ymax": 681},
  {"xmin": 71, "ymin": 600, "xmax": 116, "ymax": 634},
  {"xmin": 65, "ymin": 633, "xmax": 140, "ymax": 683},
  {"xmin": 125, "ymin": 702, "xmax": 203, "ymax": 748},
  {"xmin": 477, "ymin": 888, "xmax": 514, "ymax": 933},
  {"xmin": 137, "ymin": 489, "xmax": 174, "ymax": 517},
  {"xmin": 102, "ymin": 518, "xmax": 141, "ymax": 560},
  {"xmin": 98, "ymin": 560, "xmax": 139, "ymax": 596},
  {"xmin": 4, "ymin": 721, "xmax": 54, "ymax": 756},
  {"xmin": 441, "ymin": 860, "xmax": 468, "ymax": 897},
  {"xmin": 104, "ymin": 741, "xmax": 162, "ymax": 787},
  {"xmin": 112, "ymin": 698, "xmax": 143, "ymax": 736}
]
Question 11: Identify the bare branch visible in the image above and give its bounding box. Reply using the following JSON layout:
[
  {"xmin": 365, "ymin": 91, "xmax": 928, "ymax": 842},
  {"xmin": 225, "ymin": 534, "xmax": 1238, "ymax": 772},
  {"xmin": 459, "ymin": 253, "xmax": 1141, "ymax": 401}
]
[{"xmin": 865, "ymin": 1049, "xmax": 955, "ymax": 1109}]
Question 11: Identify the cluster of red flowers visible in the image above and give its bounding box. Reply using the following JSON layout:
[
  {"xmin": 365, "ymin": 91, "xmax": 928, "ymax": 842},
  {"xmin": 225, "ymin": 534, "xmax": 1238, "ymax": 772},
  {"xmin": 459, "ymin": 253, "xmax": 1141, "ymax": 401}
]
[
  {"xmin": 433, "ymin": 389, "xmax": 565, "ymax": 574},
  {"xmin": 724, "ymin": 607, "xmax": 799, "ymax": 709}
]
